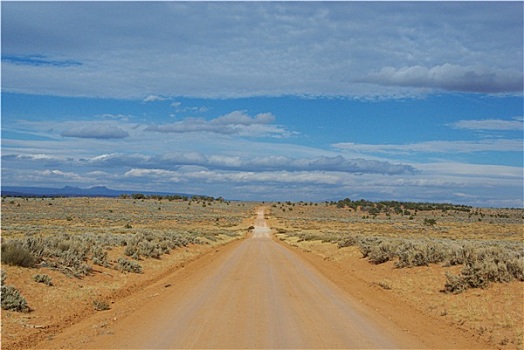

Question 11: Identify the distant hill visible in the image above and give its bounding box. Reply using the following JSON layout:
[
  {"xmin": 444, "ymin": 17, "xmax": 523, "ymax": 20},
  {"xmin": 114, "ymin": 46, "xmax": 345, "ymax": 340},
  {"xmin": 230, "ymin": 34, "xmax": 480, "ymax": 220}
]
[{"xmin": 1, "ymin": 186, "xmax": 192, "ymax": 198}]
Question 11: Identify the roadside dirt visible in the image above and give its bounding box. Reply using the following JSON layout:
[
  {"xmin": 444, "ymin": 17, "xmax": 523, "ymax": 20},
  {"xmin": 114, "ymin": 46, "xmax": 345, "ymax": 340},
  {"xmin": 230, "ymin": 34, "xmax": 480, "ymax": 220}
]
[
  {"xmin": 268, "ymin": 204, "xmax": 523, "ymax": 350},
  {"xmin": 32, "ymin": 208, "xmax": 493, "ymax": 349}
]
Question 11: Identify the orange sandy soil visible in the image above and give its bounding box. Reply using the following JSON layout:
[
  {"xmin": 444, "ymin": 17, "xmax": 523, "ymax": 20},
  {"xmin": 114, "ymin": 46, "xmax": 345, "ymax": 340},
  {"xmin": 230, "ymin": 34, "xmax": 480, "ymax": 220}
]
[
  {"xmin": 1, "ymin": 198, "xmax": 522, "ymax": 349},
  {"xmin": 269, "ymin": 203, "xmax": 524, "ymax": 350},
  {"xmin": 1, "ymin": 197, "xmax": 257, "ymax": 350}
]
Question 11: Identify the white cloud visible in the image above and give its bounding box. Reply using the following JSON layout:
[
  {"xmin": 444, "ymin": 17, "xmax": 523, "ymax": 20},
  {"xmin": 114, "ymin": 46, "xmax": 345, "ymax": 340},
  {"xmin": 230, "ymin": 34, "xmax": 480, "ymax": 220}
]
[
  {"xmin": 114, "ymin": 160, "xmax": 523, "ymax": 207},
  {"xmin": 143, "ymin": 95, "xmax": 169, "ymax": 102},
  {"xmin": 333, "ymin": 139, "xmax": 523, "ymax": 154},
  {"xmin": 61, "ymin": 125, "xmax": 129, "ymax": 139},
  {"xmin": 124, "ymin": 168, "xmax": 176, "ymax": 178},
  {"xmin": 449, "ymin": 118, "xmax": 524, "ymax": 131},
  {"xmin": 365, "ymin": 64, "xmax": 523, "ymax": 93},
  {"xmin": 74, "ymin": 152, "xmax": 415, "ymax": 175},
  {"xmin": 99, "ymin": 113, "xmax": 133, "ymax": 121},
  {"xmin": 2, "ymin": 153, "xmax": 62, "ymax": 162},
  {"xmin": 144, "ymin": 111, "xmax": 292, "ymax": 138},
  {"xmin": 38, "ymin": 169, "xmax": 88, "ymax": 182}
]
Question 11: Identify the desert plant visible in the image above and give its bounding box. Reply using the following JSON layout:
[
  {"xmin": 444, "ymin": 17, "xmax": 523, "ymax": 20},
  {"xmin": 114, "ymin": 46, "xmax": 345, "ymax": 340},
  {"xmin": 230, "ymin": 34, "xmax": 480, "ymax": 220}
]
[
  {"xmin": 1, "ymin": 242, "xmax": 35, "ymax": 267},
  {"xmin": 91, "ymin": 246, "xmax": 110, "ymax": 267},
  {"xmin": 506, "ymin": 257, "xmax": 524, "ymax": 281},
  {"xmin": 1, "ymin": 285, "xmax": 29, "ymax": 312},
  {"xmin": 395, "ymin": 240, "xmax": 446, "ymax": 268},
  {"xmin": 1, "ymin": 272, "xmax": 29, "ymax": 312},
  {"xmin": 337, "ymin": 235, "xmax": 360, "ymax": 248},
  {"xmin": 138, "ymin": 241, "xmax": 161, "ymax": 259},
  {"xmin": 357, "ymin": 237, "xmax": 382, "ymax": 258},
  {"xmin": 117, "ymin": 257, "xmax": 143, "ymax": 273},
  {"xmin": 368, "ymin": 241, "xmax": 398, "ymax": 264},
  {"xmin": 424, "ymin": 218, "xmax": 437, "ymax": 226},
  {"xmin": 444, "ymin": 272, "xmax": 468, "ymax": 294},
  {"xmin": 93, "ymin": 299, "xmax": 110, "ymax": 311},
  {"xmin": 33, "ymin": 274, "xmax": 53, "ymax": 286},
  {"xmin": 444, "ymin": 245, "xmax": 523, "ymax": 293}
]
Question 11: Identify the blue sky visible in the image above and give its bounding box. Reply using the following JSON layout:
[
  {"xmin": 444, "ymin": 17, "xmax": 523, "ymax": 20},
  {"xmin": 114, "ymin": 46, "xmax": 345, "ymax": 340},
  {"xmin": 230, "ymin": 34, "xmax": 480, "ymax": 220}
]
[{"xmin": 1, "ymin": 2, "xmax": 523, "ymax": 207}]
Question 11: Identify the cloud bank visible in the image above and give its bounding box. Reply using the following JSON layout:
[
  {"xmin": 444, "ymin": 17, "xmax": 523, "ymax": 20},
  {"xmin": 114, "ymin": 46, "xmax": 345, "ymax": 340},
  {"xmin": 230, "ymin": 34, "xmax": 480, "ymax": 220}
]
[
  {"xmin": 333, "ymin": 139, "xmax": 523, "ymax": 154},
  {"xmin": 365, "ymin": 64, "xmax": 523, "ymax": 94},
  {"xmin": 145, "ymin": 111, "xmax": 292, "ymax": 137},
  {"xmin": 8, "ymin": 152, "xmax": 412, "ymax": 176},
  {"xmin": 449, "ymin": 117, "xmax": 523, "ymax": 131},
  {"xmin": 61, "ymin": 125, "xmax": 129, "ymax": 139},
  {"xmin": 2, "ymin": 2, "xmax": 522, "ymax": 99}
]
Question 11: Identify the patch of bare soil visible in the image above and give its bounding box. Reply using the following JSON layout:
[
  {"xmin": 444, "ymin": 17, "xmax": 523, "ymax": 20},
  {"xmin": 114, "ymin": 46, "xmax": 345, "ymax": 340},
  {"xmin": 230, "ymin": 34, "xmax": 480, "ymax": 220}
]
[{"xmin": 1, "ymin": 238, "xmax": 245, "ymax": 350}]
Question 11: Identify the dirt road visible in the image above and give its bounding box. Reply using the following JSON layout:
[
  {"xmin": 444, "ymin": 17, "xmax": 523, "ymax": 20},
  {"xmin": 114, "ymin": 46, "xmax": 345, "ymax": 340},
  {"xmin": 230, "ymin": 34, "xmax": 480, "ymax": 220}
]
[{"xmin": 40, "ymin": 208, "xmax": 423, "ymax": 349}]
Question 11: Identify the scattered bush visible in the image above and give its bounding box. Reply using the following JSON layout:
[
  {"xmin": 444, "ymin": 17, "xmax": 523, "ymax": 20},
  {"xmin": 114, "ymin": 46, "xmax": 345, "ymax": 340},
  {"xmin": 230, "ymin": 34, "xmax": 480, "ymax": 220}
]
[
  {"xmin": 444, "ymin": 272, "xmax": 468, "ymax": 294},
  {"xmin": 93, "ymin": 300, "xmax": 110, "ymax": 311},
  {"xmin": 337, "ymin": 235, "xmax": 360, "ymax": 248},
  {"xmin": 506, "ymin": 257, "xmax": 524, "ymax": 281},
  {"xmin": 368, "ymin": 241, "xmax": 397, "ymax": 264},
  {"xmin": 357, "ymin": 237, "xmax": 381, "ymax": 258},
  {"xmin": 91, "ymin": 246, "xmax": 110, "ymax": 267},
  {"xmin": 117, "ymin": 258, "xmax": 143, "ymax": 273},
  {"xmin": 281, "ymin": 228, "xmax": 523, "ymax": 293},
  {"xmin": 395, "ymin": 240, "xmax": 446, "ymax": 268},
  {"xmin": 0, "ymin": 228, "xmax": 212, "ymax": 279},
  {"xmin": 1, "ymin": 242, "xmax": 35, "ymax": 267},
  {"xmin": 423, "ymin": 218, "xmax": 437, "ymax": 226},
  {"xmin": 1, "ymin": 285, "xmax": 29, "ymax": 312},
  {"xmin": 1, "ymin": 271, "xmax": 29, "ymax": 312},
  {"xmin": 33, "ymin": 274, "xmax": 53, "ymax": 286},
  {"xmin": 444, "ymin": 246, "xmax": 524, "ymax": 293},
  {"xmin": 138, "ymin": 241, "xmax": 162, "ymax": 259}
]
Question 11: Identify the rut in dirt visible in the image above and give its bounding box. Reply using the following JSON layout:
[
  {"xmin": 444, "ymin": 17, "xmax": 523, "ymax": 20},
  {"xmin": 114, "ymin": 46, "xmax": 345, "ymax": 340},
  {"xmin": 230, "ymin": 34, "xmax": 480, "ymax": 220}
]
[{"xmin": 75, "ymin": 208, "xmax": 414, "ymax": 349}]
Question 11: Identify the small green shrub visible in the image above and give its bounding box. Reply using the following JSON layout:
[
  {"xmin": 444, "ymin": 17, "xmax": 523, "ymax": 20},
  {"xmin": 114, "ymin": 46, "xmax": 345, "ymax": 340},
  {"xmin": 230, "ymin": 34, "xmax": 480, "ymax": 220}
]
[
  {"xmin": 424, "ymin": 218, "xmax": 437, "ymax": 226},
  {"xmin": 444, "ymin": 246, "xmax": 523, "ymax": 293},
  {"xmin": 395, "ymin": 241, "xmax": 445, "ymax": 268},
  {"xmin": 357, "ymin": 237, "xmax": 381, "ymax": 258},
  {"xmin": 138, "ymin": 241, "xmax": 161, "ymax": 259},
  {"xmin": 1, "ymin": 242, "xmax": 35, "ymax": 267},
  {"xmin": 337, "ymin": 235, "xmax": 360, "ymax": 248},
  {"xmin": 444, "ymin": 272, "xmax": 468, "ymax": 294},
  {"xmin": 33, "ymin": 274, "xmax": 53, "ymax": 286},
  {"xmin": 1, "ymin": 272, "xmax": 29, "ymax": 312},
  {"xmin": 124, "ymin": 244, "xmax": 138, "ymax": 257},
  {"xmin": 117, "ymin": 257, "xmax": 142, "ymax": 273},
  {"xmin": 368, "ymin": 241, "xmax": 398, "ymax": 264},
  {"xmin": 91, "ymin": 246, "xmax": 110, "ymax": 267},
  {"xmin": 93, "ymin": 300, "xmax": 110, "ymax": 311},
  {"xmin": 506, "ymin": 257, "xmax": 524, "ymax": 281},
  {"xmin": 1, "ymin": 285, "xmax": 29, "ymax": 312}
]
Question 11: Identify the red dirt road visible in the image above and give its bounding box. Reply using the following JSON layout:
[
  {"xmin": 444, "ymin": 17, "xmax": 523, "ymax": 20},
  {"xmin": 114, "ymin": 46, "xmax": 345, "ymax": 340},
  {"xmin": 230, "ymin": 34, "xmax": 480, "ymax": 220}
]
[{"xmin": 39, "ymin": 208, "xmax": 425, "ymax": 349}]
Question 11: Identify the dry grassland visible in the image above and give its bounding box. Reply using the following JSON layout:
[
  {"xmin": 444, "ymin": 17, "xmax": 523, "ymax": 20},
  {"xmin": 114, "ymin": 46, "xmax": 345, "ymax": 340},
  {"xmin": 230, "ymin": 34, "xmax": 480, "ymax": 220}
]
[
  {"xmin": 1, "ymin": 197, "xmax": 257, "ymax": 349},
  {"xmin": 270, "ymin": 201, "xmax": 523, "ymax": 350},
  {"xmin": 1, "ymin": 197, "xmax": 523, "ymax": 349}
]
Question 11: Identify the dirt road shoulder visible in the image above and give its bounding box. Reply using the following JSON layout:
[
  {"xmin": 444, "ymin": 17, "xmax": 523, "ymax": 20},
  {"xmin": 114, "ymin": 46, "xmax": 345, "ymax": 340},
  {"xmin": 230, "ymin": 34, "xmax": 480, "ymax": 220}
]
[{"xmin": 273, "ymin": 235, "xmax": 499, "ymax": 349}]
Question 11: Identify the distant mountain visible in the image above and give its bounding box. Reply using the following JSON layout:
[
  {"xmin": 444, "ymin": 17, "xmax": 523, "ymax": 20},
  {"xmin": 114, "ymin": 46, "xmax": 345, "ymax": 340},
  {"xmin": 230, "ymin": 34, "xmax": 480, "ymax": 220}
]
[{"xmin": 1, "ymin": 186, "xmax": 192, "ymax": 198}]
